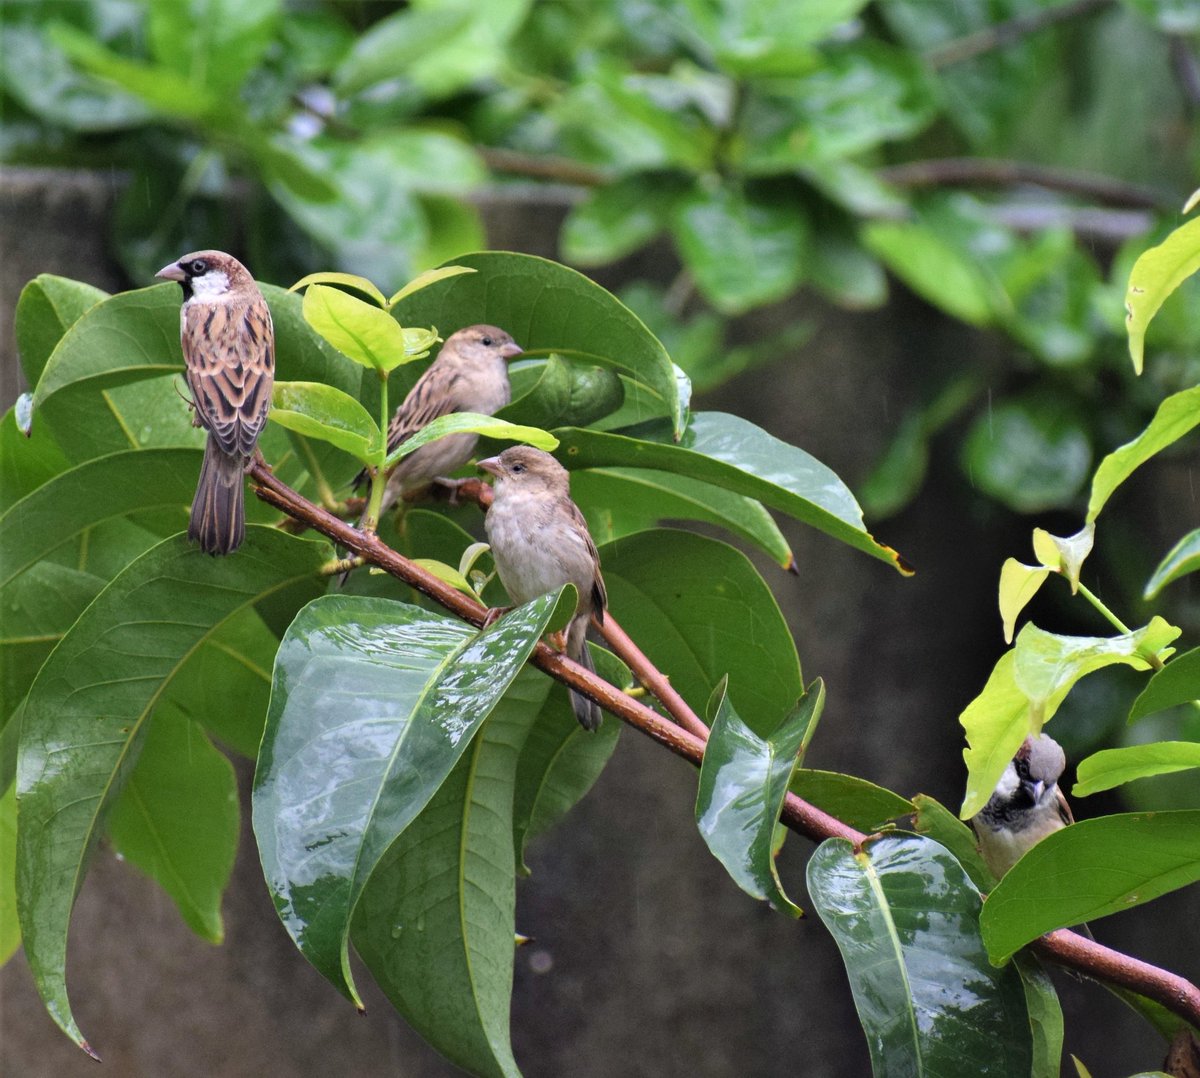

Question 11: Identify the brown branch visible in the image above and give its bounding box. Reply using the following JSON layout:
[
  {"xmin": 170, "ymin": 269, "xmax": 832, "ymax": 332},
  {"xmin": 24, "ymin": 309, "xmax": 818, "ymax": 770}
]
[
  {"xmin": 878, "ymin": 158, "xmax": 1170, "ymax": 210},
  {"xmin": 249, "ymin": 462, "xmax": 1200, "ymax": 1032},
  {"xmin": 925, "ymin": 0, "xmax": 1115, "ymax": 69},
  {"xmin": 478, "ymin": 147, "xmax": 607, "ymax": 188}
]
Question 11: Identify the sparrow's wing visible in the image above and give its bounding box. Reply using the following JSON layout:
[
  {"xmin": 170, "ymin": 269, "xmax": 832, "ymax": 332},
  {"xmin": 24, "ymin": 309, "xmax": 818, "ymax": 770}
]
[
  {"xmin": 184, "ymin": 294, "xmax": 274, "ymax": 457},
  {"xmin": 1055, "ymin": 787, "xmax": 1075, "ymax": 827},
  {"xmin": 566, "ymin": 499, "xmax": 607, "ymax": 619},
  {"xmin": 385, "ymin": 361, "xmax": 466, "ymax": 454}
]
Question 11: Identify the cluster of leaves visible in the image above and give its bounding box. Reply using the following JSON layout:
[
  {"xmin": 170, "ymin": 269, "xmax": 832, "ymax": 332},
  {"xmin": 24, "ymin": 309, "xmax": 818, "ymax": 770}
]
[{"xmin": 5, "ymin": 0, "xmax": 1199, "ymax": 522}]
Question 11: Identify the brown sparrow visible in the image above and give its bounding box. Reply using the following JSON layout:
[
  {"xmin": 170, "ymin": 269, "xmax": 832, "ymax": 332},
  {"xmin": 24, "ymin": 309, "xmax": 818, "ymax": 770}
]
[
  {"xmin": 356, "ymin": 324, "xmax": 522, "ymax": 511},
  {"xmin": 479, "ymin": 446, "xmax": 606, "ymax": 730},
  {"xmin": 156, "ymin": 250, "xmax": 274, "ymax": 555},
  {"xmin": 971, "ymin": 733, "xmax": 1073, "ymax": 879}
]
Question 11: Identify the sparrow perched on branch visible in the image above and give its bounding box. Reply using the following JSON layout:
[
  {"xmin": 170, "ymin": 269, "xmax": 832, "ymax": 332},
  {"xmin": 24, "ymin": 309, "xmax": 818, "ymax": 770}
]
[
  {"xmin": 156, "ymin": 250, "xmax": 274, "ymax": 556},
  {"xmin": 356, "ymin": 324, "xmax": 522, "ymax": 512},
  {"xmin": 971, "ymin": 733, "xmax": 1073, "ymax": 879},
  {"xmin": 479, "ymin": 446, "xmax": 606, "ymax": 731}
]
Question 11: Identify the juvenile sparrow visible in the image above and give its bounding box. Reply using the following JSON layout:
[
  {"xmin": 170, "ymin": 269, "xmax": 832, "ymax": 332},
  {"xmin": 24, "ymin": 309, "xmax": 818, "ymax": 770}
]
[
  {"xmin": 971, "ymin": 733, "xmax": 1073, "ymax": 879},
  {"xmin": 479, "ymin": 446, "xmax": 606, "ymax": 730},
  {"xmin": 156, "ymin": 250, "xmax": 274, "ymax": 555},
  {"xmin": 355, "ymin": 324, "xmax": 522, "ymax": 512}
]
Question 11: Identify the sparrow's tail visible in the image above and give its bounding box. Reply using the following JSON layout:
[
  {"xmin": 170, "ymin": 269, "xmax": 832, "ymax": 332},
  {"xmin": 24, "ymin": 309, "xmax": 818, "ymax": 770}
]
[
  {"xmin": 190, "ymin": 436, "xmax": 246, "ymax": 556},
  {"xmin": 567, "ymin": 616, "xmax": 602, "ymax": 731}
]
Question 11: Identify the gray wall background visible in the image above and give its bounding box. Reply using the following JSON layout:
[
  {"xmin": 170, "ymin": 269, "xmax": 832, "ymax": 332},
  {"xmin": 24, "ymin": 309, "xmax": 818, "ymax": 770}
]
[{"xmin": 1, "ymin": 167, "xmax": 1190, "ymax": 1077}]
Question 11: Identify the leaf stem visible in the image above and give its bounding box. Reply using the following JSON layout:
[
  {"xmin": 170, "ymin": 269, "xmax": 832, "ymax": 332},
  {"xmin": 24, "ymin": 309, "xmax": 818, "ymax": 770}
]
[
  {"xmin": 362, "ymin": 372, "xmax": 390, "ymax": 533},
  {"xmin": 1075, "ymin": 582, "xmax": 1132, "ymax": 635}
]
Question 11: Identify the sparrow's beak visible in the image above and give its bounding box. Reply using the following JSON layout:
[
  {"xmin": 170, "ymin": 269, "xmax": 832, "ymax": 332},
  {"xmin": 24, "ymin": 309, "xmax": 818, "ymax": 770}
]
[
  {"xmin": 478, "ymin": 456, "xmax": 503, "ymax": 477},
  {"xmin": 499, "ymin": 341, "xmax": 523, "ymax": 361},
  {"xmin": 155, "ymin": 262, "xmax": 187, "ymax": 283},
  {"xmin": 1023, "ymin": 779, "xmax": 1045, "ymax": 803}
]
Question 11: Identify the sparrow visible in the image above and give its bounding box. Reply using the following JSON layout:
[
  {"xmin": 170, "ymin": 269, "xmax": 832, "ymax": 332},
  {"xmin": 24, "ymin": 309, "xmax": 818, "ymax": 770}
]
[
  {"xmin": 156, "ymin": 250, "xmax": 274, "ymax": 556},
  {"xmin": 479, "ymin": 446, "xmax": 606, "ymax": 730},
  {"xmin": 971, "ymin": 733, "xmax": 1074, "ymax": 879},
  {"xmin": 355, "ymin": 325, "xmax": 522, "ymax": 513}
]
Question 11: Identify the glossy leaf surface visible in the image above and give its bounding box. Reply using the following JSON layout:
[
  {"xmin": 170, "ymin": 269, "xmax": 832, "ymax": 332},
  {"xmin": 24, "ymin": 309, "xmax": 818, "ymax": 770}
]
[
  {"xmin": 390, "ymin": 251, "xmax": 684, "ymax": 436},
  {"xmin": 556, "ymin": 412, "xmax": 908, "ymax": 573},
  {"xmin": 352, "ymin": 668, "xmax": 549, "ymax": 1078},
  {"xmin": 981, "ymin": 812, "xmax": 1200, "ymax": 962},
  {"xmin": 912, "ymin": 794, "xmax": 992, "ymax": 890},
  {"xmin": 254, "ymin": 589, "xmax": 563, "ymax": 1008},
  {"xmin": 270, "ymin": 380, "xmax": 382, "ymax": 462},
  {"xmin": 16, "ymin": 528, "xmax": 328, "ymax": 1050},
  {"xmin": 696, "ymin": 679, "xmax": 823, "ymax": 915},
  {"xmin": 1073, "ymin": 742, "xmax": 1200, "ymax": 796},
  {"xmin": 808, "ymin": 835, "xmax": 1032, "ymax": 1075},
  {"xmin": 384, "ymin": 411, "xmax": 558, "ymax": 469},
  {"xmin": 790, "ymin": 770, "xmax": 912, "ymax": 834},
  {"xmin": 1129, "ymin": 647, "xmax": 1200, "ymax": 721}
]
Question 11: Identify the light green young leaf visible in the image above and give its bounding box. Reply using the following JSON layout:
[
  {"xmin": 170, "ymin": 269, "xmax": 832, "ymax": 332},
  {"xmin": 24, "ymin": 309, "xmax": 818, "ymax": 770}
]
[
  {"xmin": 1031, "ymin": 524, "xmax": 1093, "ymax": 592},
  {"xmin": 998, "ymin": 560, "xmax": 1050, "ymax": 645},
  {"xmin": 384, "ymin": 412, "xmax": 557, "ymax": 469},
  {"xmin": 1088, "ymin": 386, "xmax": 1200, "ymax": 522},
  {"xmin": 270, "ymin": 381, "xmax": 383, "ymax": 463},
  {"xmin": 290, "ymin": 272, "xmax": 388, "ymax": 308},
  {"xmin": 387, "ymin": 265, "xmax": 475, "ymax": 308},
  {"xmin": 1144, "ymin": 527, "xmax": 1200, "ymax": 599},
  {"xmin": 302, "ymin": 284, "xmax": 408, "ymax": 371},
  {"xmin": 1073, "ymin": 742, "xmax": 1200, "ymax": 797},
  {"xmin": 1125, "ymin": 215, "xmax": 1200, "ymax": 373}
]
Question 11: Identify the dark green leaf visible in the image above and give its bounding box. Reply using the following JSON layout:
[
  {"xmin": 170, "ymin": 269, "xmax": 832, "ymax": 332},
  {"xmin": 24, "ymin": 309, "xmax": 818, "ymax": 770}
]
[
  {"xmin": 15, "ymin": 275, "xmax": 108, "ymax": 388},
  {"xmin": 808, "ymin": 835, "xmax": 1033, "ymax": 1075},
  {"xmin": 1013, "ymin": 953, "xmax": 1064, "ymax": 1078},
  {"xmin": 555, "ymin": 412, "xmax": 909, "ymax": 573},
  {"xmin": 980, "ymin": 812, "xmax": 1200, "ymax": 963},
  {"xmin": 391, "ymin": 252, "xmax": 685, "ymax": 436},
  {"xmin": 1130, "ymin": 647, "xmax": 1200, "ymax": 721},
  {"xmin": 791, "ymin": 770, "xmax": 913, "ymax": 833},
  {"xmin": 572, "ymin": 465, "xmax": 794, "ymax": 570},
  {"xmin": 0, "ymin": 780, "xmax": 17, "ymax": 966},
  {"xmin": 561, "ymin": 176, "xmax": 684, "ymax": 265},
  {"xmin": 912, "ymin": 793, "xmax": 992, "ymax": 890},
  {"xmin": 147, "ymin": 0, "xmax": 280, "ymax": 94},
  {"xmin": 106, "ymin": 707, "xmax": 239, "ymax": 943},
  {"xmin": 697, "ymin": 678, "xmax": 824, "ymax": 915},
  {"xmin": 253, "ymin": 589, "xmax": 564, "ymax": 1008},
  {"xmin": 0, "ymin": 409, "xmax": 69, "ymax": 514},
  {"xmin": 671, "ymin": 185, "xmax": 810, "ymax": 314},
  {"xmin": 17, "ymin": 528, "xmax": 329, "ymax": 1051},
  {"xmin": 600, "ymin": 528, "xmax": 802, "ymax": 737},
  {"xmin": 352, "ymin": 668, "xmax": 548, "ymax": 1078}
]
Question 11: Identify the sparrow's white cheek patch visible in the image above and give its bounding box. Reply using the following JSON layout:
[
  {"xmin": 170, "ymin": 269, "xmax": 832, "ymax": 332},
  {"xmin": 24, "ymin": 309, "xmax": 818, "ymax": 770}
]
[{"xmin": 191, "ymin": 270, "xmax": 231, "ymax": 300}]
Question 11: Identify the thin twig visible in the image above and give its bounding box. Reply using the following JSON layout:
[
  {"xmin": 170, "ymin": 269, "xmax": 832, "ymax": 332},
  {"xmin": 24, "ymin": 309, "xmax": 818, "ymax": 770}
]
[
  {"xmin": 479, "ymin": 147, "xmax": 607, "ymax": 188},
  {"xmin": 925, "ymin": 0, "xmax": 1115, "ymax": 69},
  {"xmin": 248, "ymin": 461, "xmax": 1200, "ymax": 1032},
  {"xmin": 878, "ymin": 158, "xmax": 1169, "ymax": 210}
]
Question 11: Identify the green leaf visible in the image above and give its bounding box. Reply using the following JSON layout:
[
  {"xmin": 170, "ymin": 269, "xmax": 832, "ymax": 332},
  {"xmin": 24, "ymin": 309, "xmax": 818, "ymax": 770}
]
[
  {"xmin": 671, "ymin": 185, "xmax": 810, "ymax": 314},
  {"xmin": 106, "ymin": 707, "xmax": 238, "ymax": 943},
  {"xmin": 912, "ymin": 793, "xmax": 992, "ymax": 890},
  {"xmin": 1031, "ymin": 524, "xmax": 1094, "ymax": 592},
  {"xmin": 684, "ymin": 0, "xmax": 868, "ymax": 72},
  {"xmin": 302, "ymin": 284, "xmax": 410, "ymax": 372},
  {"xmin": 15, "ymin": 274, "xmax": 108, "ymax": 387},
  {"xmin": 0, "ymin": 409, "xmax": 70, "ymax": 514},
  {"xmin": 289, "ymin": 272, "xmax": 388, "ymax": 308},
  {"xmin": 1073, "ymin": 742, "xmax": 1200, "ymax": 796},
  {"xmin": 511, "ymin": 649, "xmax": 626, "ymax": 871},
  {"xmin": 16, "ymin": 528, "xmax": 328, "ymax": 1051},
  {"xmin": 390, "ymin": 252, "xmax": 685, "ymax": 437},
  {"xmin": 600, "ymin": 529, "xmax": 801, "ymax": 737},
  {"xmin": 147, "ymin": 0, "xmax": 281, "ymax": 95},
  {"xmin": 959, "ymin": 619, "xmax": 1181, "ymax": 819},
  {"xmin": 998, "ymin": 560, "xmax": 1050, "ymax": 646},
  {"xmin": 697, "ymin": 678, "xmax": 824, "ymax": 915},
  {"xmin": 253, "ymin": 589, "xmax": 563, "ymax": 1008},
  {"xmin": 1130, "ymin": 647, "xmax": 1200, "ymax": 721},
  {"xmin": 0, "ymin": 448, "xmax": 200, "ymax": 592},
  {"xmin": 791, "ymin": 770, "xmax": 912, "ymax": 834},
  {"xmin": 387, "ymin": 265, "xmax": 477, "ymax": 308},
  {"xmin": 554, "ymin": 412, "xmax": 910, "ymax": 574},
  {"xmin": 561, "ymin": 176, "xmax": 683, "ymax": 265},
  {"xmin": 1145, "ymin": 528, "xmax": 1200, "ymax": 599},
  {"xmin": 980, "ymin": 811, "xmax": 1200, "ymax": 963},
  {"xmin": 808, "ymin": 835, "xmax": 1033, "ymax": 1075},
  {"xmin": 270, "ymin": 381, "xmax": 382, "ymax": 463},
  {"xmin": 571, "ymin": 466, "xmax": 794, "ymax": 570},
  {"xmin": 1088, "ymin": 386, "xmax": 1200, "ymax": 522},
  {"xmin": 0, "ymin": 780, "xmax": 17, "ymax": 967},
  {"xmin": 351, "ymin": 667, "xmax": 547, "ymax": 1078},
  {"xmin": 384, "ymin": 412, "xmax": 558, "ymax": 470},
  {"xmin": 1013, "ymin": 953, "xmax": 1064, "ymax": 1078},
  {"xmin": 960, "ymin": 393, "xmax": 1092, "ymax": 514},
  {"xmin": 1125, "ymin": 216, "xmax": 1200, "ymax": 374}
]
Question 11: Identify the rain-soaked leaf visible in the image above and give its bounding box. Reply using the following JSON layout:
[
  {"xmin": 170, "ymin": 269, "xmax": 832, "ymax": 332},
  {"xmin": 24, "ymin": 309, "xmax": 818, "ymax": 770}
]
[
  {"xmin": 912, "ymin": 793, "xmax": 993, "ymax": 891},
  {"xmin": 253, "ymin": 589, "xmax": 565, "ymax": 1009},
  {"xmin": 809, "ymin": 835, "xmax": 1033, "ymax": 1075}
]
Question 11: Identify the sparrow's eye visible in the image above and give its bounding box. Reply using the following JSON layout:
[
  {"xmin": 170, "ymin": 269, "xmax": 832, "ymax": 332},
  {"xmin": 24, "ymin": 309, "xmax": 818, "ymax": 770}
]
[
  {"xmin": 510, "ymin": 462, "xmax": 525, "ymax": 474},
  {"xmin": 480, "ymin": 336, "xmax": 494, "ymax": 347},
  {"xmin": 189, "ymin": 259, "xmax": 209, "ymax": 276}
]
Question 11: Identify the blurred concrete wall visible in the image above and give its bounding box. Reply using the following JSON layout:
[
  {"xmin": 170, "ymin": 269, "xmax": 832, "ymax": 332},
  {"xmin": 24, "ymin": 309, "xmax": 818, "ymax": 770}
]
[{"xmin": 0, "ymin": 167, "xmax": 1179, "ymax": 1077}]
